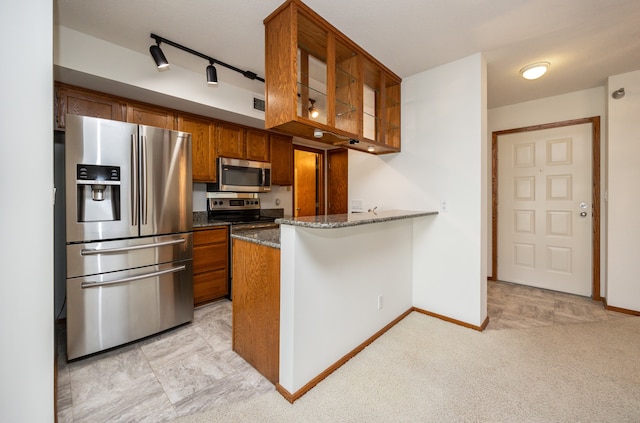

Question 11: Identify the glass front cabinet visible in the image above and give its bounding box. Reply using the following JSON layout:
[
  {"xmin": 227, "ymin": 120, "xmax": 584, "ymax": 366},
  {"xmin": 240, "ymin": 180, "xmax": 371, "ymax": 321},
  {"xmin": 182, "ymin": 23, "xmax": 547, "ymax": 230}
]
[{"xmin": 264, "ymin": 0, "xmax": 401, "ymax": 154}]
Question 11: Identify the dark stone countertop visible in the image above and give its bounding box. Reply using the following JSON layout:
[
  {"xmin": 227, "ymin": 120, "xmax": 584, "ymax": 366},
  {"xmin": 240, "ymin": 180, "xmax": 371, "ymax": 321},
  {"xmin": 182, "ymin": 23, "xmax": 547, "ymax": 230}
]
[
  {"xmin": 275, "ymin": 210, "xmax": 438, "ymax": 229},
  {"xmin": 231, "ymin": 228, "xmax": 280, "ymax": 249}
]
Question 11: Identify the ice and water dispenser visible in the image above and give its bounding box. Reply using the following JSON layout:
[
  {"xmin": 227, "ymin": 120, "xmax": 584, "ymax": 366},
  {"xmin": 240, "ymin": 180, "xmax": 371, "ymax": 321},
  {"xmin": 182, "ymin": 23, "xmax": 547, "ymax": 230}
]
[{"xmin": 76, "ymin": 164, "xmax": 121, "ymax": 222}]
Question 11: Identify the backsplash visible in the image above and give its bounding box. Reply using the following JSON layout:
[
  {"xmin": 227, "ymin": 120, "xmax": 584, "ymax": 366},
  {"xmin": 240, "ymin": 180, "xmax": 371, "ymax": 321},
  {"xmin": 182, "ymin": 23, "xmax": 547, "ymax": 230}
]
[{"xmin": 192, "ymin": 183, "xmax": 293, "ymax": 216}]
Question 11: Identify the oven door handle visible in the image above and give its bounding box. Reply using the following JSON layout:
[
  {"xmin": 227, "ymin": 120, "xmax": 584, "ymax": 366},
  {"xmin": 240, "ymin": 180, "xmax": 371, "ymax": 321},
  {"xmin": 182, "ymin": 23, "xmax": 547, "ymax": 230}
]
[
  {"xmin": 81, "ymin": 238, "xmax": 186, "ymax": 255},
  {"xmin": 80, "ymin": 265, "xmax": 186, "ymax": 289}
]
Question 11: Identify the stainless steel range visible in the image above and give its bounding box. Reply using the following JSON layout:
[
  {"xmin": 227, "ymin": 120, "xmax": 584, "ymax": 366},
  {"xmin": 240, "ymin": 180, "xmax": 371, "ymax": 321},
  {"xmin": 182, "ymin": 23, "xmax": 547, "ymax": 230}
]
[{"xmin": 207, "ymin": 192, "xmax": 278, "ymax": 229}]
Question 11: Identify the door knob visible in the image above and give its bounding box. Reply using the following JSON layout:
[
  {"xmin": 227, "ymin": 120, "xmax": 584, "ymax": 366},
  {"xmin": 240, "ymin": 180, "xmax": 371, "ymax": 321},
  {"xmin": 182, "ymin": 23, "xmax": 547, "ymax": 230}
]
[{"xmin": 580, "ymin": 211, "xmax": 588, "ymax": 217}]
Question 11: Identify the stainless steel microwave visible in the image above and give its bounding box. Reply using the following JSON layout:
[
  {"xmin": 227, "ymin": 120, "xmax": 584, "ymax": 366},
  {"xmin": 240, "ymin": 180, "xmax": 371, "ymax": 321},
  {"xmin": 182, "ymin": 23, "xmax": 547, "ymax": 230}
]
[{"xmin": 207, "ymin": 157, "xmax": 271, "ymax": 193}]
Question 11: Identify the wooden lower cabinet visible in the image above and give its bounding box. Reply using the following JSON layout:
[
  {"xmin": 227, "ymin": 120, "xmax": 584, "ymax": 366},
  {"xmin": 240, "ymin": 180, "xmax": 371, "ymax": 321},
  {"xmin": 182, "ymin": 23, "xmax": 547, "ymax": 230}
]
[
  {"xmin": 193, "ymin": 227, "xmax": 229, "ymax": 306},
  {"xmin": 232, "ymin": 239, "xmax": 280, "ymax": 384}
]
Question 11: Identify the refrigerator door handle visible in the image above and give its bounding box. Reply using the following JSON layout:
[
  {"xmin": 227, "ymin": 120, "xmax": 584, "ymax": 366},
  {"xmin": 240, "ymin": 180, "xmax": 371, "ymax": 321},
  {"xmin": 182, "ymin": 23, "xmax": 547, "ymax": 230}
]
[
  {"xmin": 141, "ymin": 135, "xmax": 148, "ymax": 225},
  {"xmin": 80, "ymin": 265, "xmax": 186, "ymax": 289},
  {"xmin": 131, "ymin": 134, "xmax": 139, "ymax": 226},
  {"xmin": 80, "ymin": 238, "xmax": 186, "ymax": 255}
]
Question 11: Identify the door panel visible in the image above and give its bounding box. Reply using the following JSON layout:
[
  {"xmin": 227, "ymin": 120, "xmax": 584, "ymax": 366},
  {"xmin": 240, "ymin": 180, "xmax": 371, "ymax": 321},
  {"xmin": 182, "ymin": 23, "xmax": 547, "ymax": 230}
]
[
  {"xmin": 140, "ymin": 126, "xmax": 192, "ymax": 236},
  {"xmin": 294, "ymin": 149, "xmax": 318, "ymax": 217},
  {"xmin": 328, "ymin": 149, "xmax": 348, "ymax": 214},
  {"xmin": 497, "ymin": 123, "xmax": 592, "ymax": 296}
]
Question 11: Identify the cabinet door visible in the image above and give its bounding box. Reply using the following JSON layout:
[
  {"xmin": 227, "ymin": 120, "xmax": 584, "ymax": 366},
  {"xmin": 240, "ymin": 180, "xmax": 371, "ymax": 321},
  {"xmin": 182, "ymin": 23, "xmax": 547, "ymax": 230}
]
[
  {"xmin": 193, "ymin": 227, "xmax": 229, "ymax": 306},
  {"xmin": 328, "ymin": 148, "xmax": 348, "ymax": 214},
  {"xmin": 216, "ymin": 123, "xmax": 245, "ymax": 159},
  {"xmin": 270, "ymin": 134, "xmax": 293, "ymax": 186},
  {"xmin": 127, "ymin": 102, "xmax": 175, "ymax": 129},
  {"xmin": 245, "ymin": 129, "xmax": 270, "ymax": 162},
  {"xmin": 178, "ymin": 115, "xmax": 216, "ymax": 182},
  {"xmin": 55, "ymin": 84, "xmax": 125, "ymax": 130}
]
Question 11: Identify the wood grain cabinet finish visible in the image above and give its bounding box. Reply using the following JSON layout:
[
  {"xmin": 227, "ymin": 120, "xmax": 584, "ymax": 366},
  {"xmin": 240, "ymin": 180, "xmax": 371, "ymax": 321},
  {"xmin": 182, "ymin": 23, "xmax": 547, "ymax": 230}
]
[
  {"xmin": 193, "ymin": 227, "xmax": 229, "ymax": 306},
  {"xmin": 270, "ymin": 134, "xmax": 294, "ymax": 186},
  {"xmin": 126, "ymin": 102, "xmax": 176, "ymax": 129},
  {"xmin": 54, "ymin": 83, "xmax": 126, "ymax": 130},
  {"xmin": 178, "ymin": 115, "xmax": 216, "ymax": 182},
  {"xmin": 216, "ymin": 122, "xmax": 246, "ymax": 159},
  {"xmin": 232, "ymin": 239, "xmax": 280, "ymax": 384},
  {"xmin": 245, "ymin": 129, "xmax": 270, "ymax": 162},
  {"xmin": 263, "ymin": 0, "xmax": 401, "ymax": 154}
]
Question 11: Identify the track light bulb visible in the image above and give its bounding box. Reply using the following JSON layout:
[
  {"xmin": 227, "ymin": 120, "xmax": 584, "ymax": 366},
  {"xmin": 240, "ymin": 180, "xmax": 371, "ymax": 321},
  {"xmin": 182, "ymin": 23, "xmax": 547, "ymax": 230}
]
[
  {"xmin": 149, "ymin": 44, "xmax": 169, "ymax": 69},
  {"xmin": 206, "ymin": 63, "xmax": 218, "ymax": 85}
]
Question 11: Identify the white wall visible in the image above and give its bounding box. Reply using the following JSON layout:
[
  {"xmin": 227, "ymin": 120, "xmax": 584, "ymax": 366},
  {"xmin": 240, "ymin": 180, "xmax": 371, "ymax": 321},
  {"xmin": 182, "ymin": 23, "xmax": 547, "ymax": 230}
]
[
  {"xmin": 0, "ymin": 2, "xmax": 54, "ymax": 422},
  {"xmin": 279, "ymin": 220, "xmax": 414, "ymax": 393},
  {"xmin": 606, "ymin": 70, "xmax": 640, "ymax": 312},
  {"xmin": 488, "ymin": 87, "xmax": 606, "ymax": 295},
  {"xmin": 55, "ymin": 26, "xmax": 265, "ymax": 126},
  {"xmin": 348, "ymin": 53, "xmax": 488, "ymax": 326}
]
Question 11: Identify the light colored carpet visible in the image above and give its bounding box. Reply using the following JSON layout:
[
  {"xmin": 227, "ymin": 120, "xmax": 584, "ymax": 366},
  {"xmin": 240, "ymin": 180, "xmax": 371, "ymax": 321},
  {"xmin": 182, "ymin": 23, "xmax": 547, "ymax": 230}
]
[{"xmin": 173, "ymin": 312, "xmax": 640, "ymax": 422}]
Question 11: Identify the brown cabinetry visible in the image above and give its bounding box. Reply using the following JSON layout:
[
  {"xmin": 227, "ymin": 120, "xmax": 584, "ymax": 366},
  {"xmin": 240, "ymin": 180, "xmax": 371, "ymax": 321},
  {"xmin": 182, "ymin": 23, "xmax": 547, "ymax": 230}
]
[
  {"xmin": 178, "ymin": 115, "xmax": 216, "ymax": 182},
  {"xmin": 54, "ymin": 83, "xmax": 126, "ymax": 130},
  {"xmin": 264, "ymin": 0, "xmax": 401, "ymax": 154},
  {"xmin": 193, "ymin": 227, "xmax": 229, "ymax": 306},
  {"xmin": 216, "ymin": 123, "xmax": 271, "ymax": 162},
  {"xmin": 232, "ymin": 239, "xmax": 280, "ymax": 384},
  {"xmin": 270, "ymin": 134, "xmax": 294, "ymax": 186},
  {"xmin": 126, "ymin": 102, "xmax": 175, "ymax": 129},
  {"xmin": 245, "ymin": 129, "xmax": 270, "ymax": 162}
]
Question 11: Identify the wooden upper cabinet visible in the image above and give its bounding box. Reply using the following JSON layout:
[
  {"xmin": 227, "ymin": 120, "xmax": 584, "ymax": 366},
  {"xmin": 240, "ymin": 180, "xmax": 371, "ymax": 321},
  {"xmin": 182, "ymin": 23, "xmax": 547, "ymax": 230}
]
[
  {"xmin": 216, "ymin": 122, "xmax": 245, "ymax": 159},
  {"xmin": 263, "ymin": 0, "xmax": 401, "ymax": 154},
  {"xmin": 270, "ymin": 134, "xmax": 293, "ymax": 186},
  {"xmin": 126, "ymin": 102, "xmax": 176, "ymax": 129},
  {"xmin": 178, "ymin": 114, "xmax": 216, "ymax": 182},
  {"xmin": 54, "ymin": 83, "xmax": 126, "ymax": 130},
  {"xmin": 245, "ymin": 129, "xmax": 270, "ymax": 162}
]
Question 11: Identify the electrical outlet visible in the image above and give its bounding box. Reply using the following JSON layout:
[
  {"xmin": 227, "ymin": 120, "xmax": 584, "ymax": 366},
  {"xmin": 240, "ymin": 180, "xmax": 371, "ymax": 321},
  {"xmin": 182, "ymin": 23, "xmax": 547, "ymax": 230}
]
[
  {"xmin": 377, "ymin": 295, "xmax": 383, "ymax": 310},
  {"xmin": 440, "ymin": 200, "xmax": 448, "ymax": 212},
  {"xmin": 352, "ymin": 199, "xmax": 363, "ymax": 211}
]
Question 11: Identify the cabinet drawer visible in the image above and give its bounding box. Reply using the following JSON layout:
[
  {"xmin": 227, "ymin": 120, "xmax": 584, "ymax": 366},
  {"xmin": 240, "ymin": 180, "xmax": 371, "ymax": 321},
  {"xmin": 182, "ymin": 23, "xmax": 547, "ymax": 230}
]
[
  {"xmin": 193, "ymin": 243, "xmax": 228, "ymax": 273},
  {"xmin": 194, "ymin": 227, "xmax": 228, "ymax": 245},
  {"xmin": 194, "ymin": 269, "xmax": 228, "ymax": 305}
]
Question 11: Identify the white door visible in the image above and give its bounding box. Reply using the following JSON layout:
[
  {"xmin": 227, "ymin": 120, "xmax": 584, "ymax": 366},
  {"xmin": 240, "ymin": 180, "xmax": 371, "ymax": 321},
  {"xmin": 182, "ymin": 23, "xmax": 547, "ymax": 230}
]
[{"xmin": 497, "ymin": 123, "xmax": 592, "ymax": 296}]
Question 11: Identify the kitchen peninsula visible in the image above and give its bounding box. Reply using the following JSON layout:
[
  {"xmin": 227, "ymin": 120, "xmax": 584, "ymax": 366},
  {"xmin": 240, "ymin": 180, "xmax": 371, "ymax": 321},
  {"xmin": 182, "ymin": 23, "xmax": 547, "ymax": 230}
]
[{"xmin": 231, "ymin": 210, "xmax": 437, "ymax": 402}]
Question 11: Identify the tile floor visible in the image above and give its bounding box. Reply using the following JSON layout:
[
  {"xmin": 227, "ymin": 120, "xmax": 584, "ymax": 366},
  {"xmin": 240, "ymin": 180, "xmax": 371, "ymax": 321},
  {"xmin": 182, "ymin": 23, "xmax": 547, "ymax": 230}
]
[
  {"xmin": 486, "ymin": 279, "xmax": 630, "ymax": 330},
  {"xmin": 55, "ymin": 281, "xmax": 630, "ymax": 422},
  {"xmin": 56, "ymin": 300, "xmax": 272, "ymax": 422}
]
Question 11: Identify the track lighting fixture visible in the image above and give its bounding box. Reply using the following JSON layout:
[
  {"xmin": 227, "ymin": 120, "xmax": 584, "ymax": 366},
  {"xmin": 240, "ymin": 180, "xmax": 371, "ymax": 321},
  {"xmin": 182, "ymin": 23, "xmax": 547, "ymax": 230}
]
[
  {"xmin": 149, "ymin": 42, "xmax": 169, "ymax": 69},
  {"xmin": 206, "ymin": 62, "xmax": 218, "ymax": 85},
  {"xmin": 149, "ymin": 33, "xmax": 264, "ymax": 84},
  {"xmin": 308, "ymin": 99, "xmax": 319, "ymax": 118}
]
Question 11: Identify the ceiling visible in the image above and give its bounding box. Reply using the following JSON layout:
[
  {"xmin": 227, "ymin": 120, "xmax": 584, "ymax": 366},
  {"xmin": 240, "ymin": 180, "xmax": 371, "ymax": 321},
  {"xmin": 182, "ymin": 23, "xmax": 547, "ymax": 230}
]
[{"xmin": 55, "ymin": 0, "xmax": 640, "ymax": 109}]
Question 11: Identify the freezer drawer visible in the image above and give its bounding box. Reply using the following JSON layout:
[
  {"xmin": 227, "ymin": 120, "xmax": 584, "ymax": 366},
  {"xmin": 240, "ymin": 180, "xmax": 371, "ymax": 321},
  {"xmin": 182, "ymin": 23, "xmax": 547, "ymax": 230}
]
[
  {"xmin": 66, "ymin": 260, "xmax": 193, "ymax": 360},
  {"xmin": 66, "ymin": 233, "xmax": 193, "ymax": 278}
]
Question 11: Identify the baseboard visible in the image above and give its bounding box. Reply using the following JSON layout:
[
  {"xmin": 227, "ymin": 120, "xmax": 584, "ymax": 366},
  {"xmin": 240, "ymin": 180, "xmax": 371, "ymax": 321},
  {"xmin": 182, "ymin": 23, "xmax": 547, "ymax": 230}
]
[
  {"xmin": 412, "ymin": 307, "xmax": 489, "ymax": 331},
  {"xmin": 276, "ymin": 308, "xmax": 414, "ymax": 403},
  {"xmin": 603, "ymin": 300, "xmax": 640, "ymax": 316}
]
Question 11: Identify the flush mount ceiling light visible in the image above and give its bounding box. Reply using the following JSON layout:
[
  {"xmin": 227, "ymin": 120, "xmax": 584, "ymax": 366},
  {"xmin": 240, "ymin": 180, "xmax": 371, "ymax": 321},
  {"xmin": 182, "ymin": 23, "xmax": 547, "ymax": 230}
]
[
  {"xmin": 309, "ymin": 99, "xmax": 319, "ymax": 118},
  {"xmin": 149, "ymin": 33, "xmax": 264, "ymax": 85},
  {"xmin": 206, "ymin": 62, "xmax": 218, "ymax": 85},
  {"xmin": 520, "ymin": 62, "xmax": 550, "ymax": 80}
]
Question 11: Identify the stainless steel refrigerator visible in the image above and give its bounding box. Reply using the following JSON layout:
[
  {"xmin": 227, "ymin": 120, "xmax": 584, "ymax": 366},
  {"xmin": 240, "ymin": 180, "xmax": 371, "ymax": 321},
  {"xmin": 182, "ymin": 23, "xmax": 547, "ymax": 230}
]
[{"xmin": 65, "ymin": 114, "xmax": 193, "ymax": 360}]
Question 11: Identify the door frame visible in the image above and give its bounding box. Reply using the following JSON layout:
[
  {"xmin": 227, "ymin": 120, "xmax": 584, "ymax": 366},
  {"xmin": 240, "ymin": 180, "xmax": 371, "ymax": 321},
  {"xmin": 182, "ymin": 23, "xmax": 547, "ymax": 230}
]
[{"xmin": 491, "ymin": 116, "xmax": 601, "ymax": 300}]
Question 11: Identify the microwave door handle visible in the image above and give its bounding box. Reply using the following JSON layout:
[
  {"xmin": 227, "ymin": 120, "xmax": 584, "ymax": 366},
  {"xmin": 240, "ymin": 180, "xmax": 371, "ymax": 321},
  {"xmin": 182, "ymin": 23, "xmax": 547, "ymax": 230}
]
[
  {"xmin": 261, "ymin": 168, "xmax": 265, "ymax": 185},
  {"xmin": 131, "ymin": 134, "xmax": 138, "ymax": 226}
]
